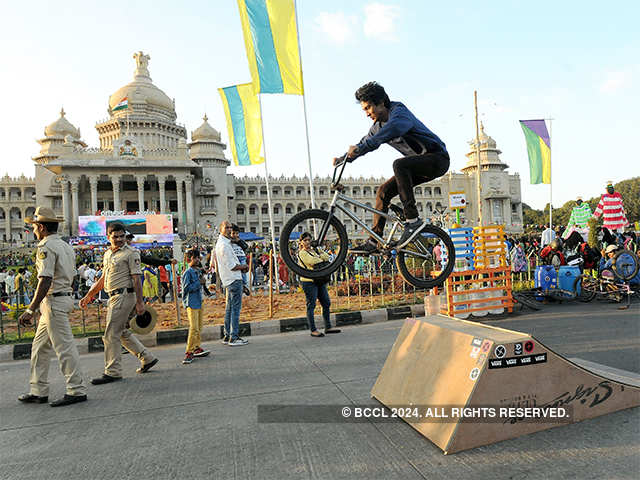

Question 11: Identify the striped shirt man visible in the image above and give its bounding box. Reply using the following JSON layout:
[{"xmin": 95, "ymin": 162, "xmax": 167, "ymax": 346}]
[{"xmin": 593, "ymin": 192, "xmax": 629, "ymax": 231}]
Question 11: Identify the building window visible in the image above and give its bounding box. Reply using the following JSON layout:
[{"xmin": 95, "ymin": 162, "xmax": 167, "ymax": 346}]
[
  {"xmin": 260, "ymin": 187, "xmax": 267, "ymax": 196},
  {"xmin": 284, "ymin": 188, "xmax": 292, "ymax": 196},
  {"xmin": 249, "ymin": 206, "xmax": 256, "ymax": 215},
  {"xmin": 262, "ymin": 205, "xmax": 268, "ymax": 214},
  {"xmin": 262, "ymin": 227, "xmax": 269, "ymax": 234},
  {"xmin": 434, "ymin": 187, "xmax": 441, "ymax": 196},
  {"xmin": 237, "ymin": 206, "xmax": 245, "ymax": 215},
  {"xmin": 285, "ymin": 206, "xmax": 292, "ymax": 214},
  {"xmin": 275, "ymin": 226, "xmax": 280, "ymax": 234},
  {"xmin": 493, "ymin": 201, "xmax": 503, "ymax": 222},
  {"xmin": 169, "ymin": 200, "xmax": 178, "ymax": 212},
  {"xmin": 250, "ymin": 226, "xmax": 256, "ymax": 233},
  {"xmin": 274, "ymin": 206, "xmax": 280, "ymax": 214}
]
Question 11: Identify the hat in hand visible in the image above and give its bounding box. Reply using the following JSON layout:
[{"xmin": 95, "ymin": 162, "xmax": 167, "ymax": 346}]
[{"xmin": 129, "ymin": 305, "xmax": 158, "ymax": 335}]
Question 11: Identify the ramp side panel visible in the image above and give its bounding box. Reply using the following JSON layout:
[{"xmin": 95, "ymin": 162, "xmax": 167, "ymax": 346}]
[
  {"xmin": 371, "ymin": 317, "xmax": 491, "ymax": 451},
  {"xmin": 447, "ymin": 339, "xmax": 640, "ymax": 454}
]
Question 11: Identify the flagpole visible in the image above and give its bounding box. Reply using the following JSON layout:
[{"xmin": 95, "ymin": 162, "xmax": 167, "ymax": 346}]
[
  {"xmin": 474, "ymin": 91, "xmax": 483, "ymax": 226},
  {"xmin": 547, "ymin": 118, "xmax": 553, "ymax": 230},
  {"xmin": 294, "ymin": 0, "xmax": 316, "ymax": 210},
  {"xmin": 258, "ymin": 94, "xmax": 280, "ymax": 291}
]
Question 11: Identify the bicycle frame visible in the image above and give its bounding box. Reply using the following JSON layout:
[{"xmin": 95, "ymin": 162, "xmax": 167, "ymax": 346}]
[{"xmin": 314, "ymin": 159, "xmax": 432, "ymax": 261}]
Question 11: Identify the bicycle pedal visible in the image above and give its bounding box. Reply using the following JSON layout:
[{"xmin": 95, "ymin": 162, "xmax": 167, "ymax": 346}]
[{"xmin": 389, "ymin": 204, "xmax": 406, "ymax": 220}]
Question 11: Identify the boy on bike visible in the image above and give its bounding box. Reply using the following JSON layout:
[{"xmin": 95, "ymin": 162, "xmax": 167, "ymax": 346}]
[{"xmin": 334, "ymin": 82, "xmax": 450, "ymax": 254}]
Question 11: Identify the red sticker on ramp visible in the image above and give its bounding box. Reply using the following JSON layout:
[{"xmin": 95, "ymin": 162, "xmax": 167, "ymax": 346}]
[{"xmin": 524, "ymin": 340, "xmax": 534, "ymax": 353}]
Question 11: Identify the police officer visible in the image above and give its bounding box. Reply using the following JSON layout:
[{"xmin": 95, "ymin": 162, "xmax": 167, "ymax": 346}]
[
  {"xmin": 80, "ymin": 222, "xmax": 158, "ymax": 384},
  {"xmin": 18, "ymin": 206, "xmax": 87, "ymax": 407}
]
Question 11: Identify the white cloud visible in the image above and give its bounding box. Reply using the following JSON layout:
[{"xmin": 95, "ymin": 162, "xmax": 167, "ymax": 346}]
[
  {"xmin": 314, "ymin": 11, "xmax": 357, "ymax": 45},
  {"xmin": 363, "ymin": 3, "xmax": 401, "ymax": 40},
  {"xmin": 599, "ymin": 70, "xmax": 632, "ymax": 93}
]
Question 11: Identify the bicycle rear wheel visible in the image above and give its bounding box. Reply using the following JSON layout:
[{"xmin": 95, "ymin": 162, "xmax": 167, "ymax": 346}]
[
  {"xmin": 396, "ymin": 224, "xmax": 455, "ymax": 289},
  {"xmin": 574, "ymin": 275, "xmax": 597, "ymax": 302},
  {"xmin": 279, "ymin": 209, "xmax": 348, "ymax": 279}
]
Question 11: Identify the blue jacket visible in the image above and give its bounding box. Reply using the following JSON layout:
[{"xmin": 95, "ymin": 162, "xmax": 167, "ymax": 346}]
[
  {"xmin": 181, "ymin": 267, "xmax": 202, "ymax": 309},
  {"xmin": 352, "ymin": 101, "xmax": 446, "ymax": 160}
]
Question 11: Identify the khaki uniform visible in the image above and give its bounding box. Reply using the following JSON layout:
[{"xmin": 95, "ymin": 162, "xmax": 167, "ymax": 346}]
[
  {"xmin": 30, "ymin": 234, "xmax": 86, "ymax": 397},
  {"xmin": 102, "ymin": 244, "xmax": 154, "ymax": 377}
]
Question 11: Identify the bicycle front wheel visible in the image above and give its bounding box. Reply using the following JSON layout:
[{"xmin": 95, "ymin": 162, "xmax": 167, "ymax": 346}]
[
  {"xmin": 612, "ymin": 249, "xmax": 639, "ymax": 281},
  {"xmin": 396, "ymin": 224, "xmax": 455, "ymax": 289},
  {"xmin": 279, "ymin": 209, "xmax": 348, "ymax": 279}
]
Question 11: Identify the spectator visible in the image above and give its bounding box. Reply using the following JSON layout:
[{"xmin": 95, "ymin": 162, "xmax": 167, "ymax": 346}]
[
  {"xmin": 180, "ymin": 249, "xmax": 210, "ymax": 364},
  {"xmin": 215, "ymin": 221, "xmax": 249, "ymax": 346},
  {"xmin": 231, "ymin": 224, "xmax": 251, "ymax": 296},
  {"xmin": 158, "ymin": 264, "xmax": 170, "ymax": 302},
  {"xmin": 297, "ymin": 232, "xmax": 341, "ymax": 338}
]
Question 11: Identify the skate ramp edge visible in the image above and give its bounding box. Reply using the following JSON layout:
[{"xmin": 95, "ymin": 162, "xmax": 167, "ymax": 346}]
[{"xmin": 371, "ymin": 315, "xmax": 640, "ymax": 454}]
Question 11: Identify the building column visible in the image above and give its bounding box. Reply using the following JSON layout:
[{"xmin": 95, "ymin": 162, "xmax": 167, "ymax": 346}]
[
  {"xmin": 59, "ymin": 176, "xmax": 71, "ymax": 236},
  {"xmin": 70, "ymin": 177, "xmax": 79, "ymax": 235},
  {"xmin": 111, "ymin": 176, "xmax": 121, "ymax": 211},
  {"xmin": 157, "ymin": 176, "xmax": 166, "ymax": 214},
  {"xmin": 176, "ymin": 178, "xmax": 185, "ymax": 233},
  {"xmin": 136, "ymin": 175, "xmax": 146, "ymax": 212},
  {"xmin": 89, "ymin": 175, "xmax": 98, "ymax": 215},
  {"xmin": 185, "ymin": 175, "xmax": 194, "ymax": 233},
  {"xmin": 4, "ymin": 208, "xmax": 10, "ymax": 243}
]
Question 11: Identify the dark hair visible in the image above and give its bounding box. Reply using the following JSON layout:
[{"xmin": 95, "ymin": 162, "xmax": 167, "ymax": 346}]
[
  {"xmin": 300, "ymin": 232, "xmax": 312, "ymax": 241},
  {"xmin": 39, "ymin": 221, "xmax": 59, "ymax": 233},
  {"xmin": 107, "ymin": 222, "xmax": 126, "ymax": 235},
  {"xmin": 125, "ymin": 231, "xmax": 135, "ymax": 239},
  {"xmin": 231, "ymin": 224, "xmax": 240, "ymax": 233},
  {"xmin": 355, "ymin": 82, "xmax": 391, "ymax": 108},
  {"xmin": 185, "ymin": 248, "xmax": 199, "ymax": 260}
]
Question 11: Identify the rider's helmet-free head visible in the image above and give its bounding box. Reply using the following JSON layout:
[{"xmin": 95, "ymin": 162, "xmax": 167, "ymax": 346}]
[{"xmin": 549, "ymin": 238, "xmax": 563, "ymax": 251}]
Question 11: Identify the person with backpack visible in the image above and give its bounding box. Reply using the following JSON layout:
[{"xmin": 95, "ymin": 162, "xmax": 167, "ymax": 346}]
[{"xmin": 298, "ymin": 232, "xmax": 341, "ymax": 338}]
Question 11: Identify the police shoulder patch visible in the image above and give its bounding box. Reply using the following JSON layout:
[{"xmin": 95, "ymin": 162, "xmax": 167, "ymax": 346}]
[{"xmin": 37, "ymin": 250, "xmax": 47, "ymax": 260}]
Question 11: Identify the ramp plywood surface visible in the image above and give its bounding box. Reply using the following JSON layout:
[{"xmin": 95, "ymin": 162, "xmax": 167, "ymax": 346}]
[{"xmin": 372, "ymin": 315, "xmax": 640, "ymax": 454}]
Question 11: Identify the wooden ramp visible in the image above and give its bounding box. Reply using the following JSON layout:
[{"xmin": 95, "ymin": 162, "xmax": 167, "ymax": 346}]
[{"xmin": 371, "ymin": 315, "xmax": 640, "ymax": 454}]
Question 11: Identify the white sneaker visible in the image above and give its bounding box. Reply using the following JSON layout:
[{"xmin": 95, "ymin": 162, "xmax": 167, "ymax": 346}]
[{"xmin": 228, "ymin": 337, "xmax": 249, "ymax": 346}]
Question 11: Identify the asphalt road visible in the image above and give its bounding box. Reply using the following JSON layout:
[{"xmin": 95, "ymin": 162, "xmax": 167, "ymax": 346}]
[{"xmin": 1, "ymin": 301, "xmax": 638, "ymax": 480}]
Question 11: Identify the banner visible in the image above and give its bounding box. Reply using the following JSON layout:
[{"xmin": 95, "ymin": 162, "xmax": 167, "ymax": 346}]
[
  {"xmin": 219, "ymin": 83, "xmax": 265, "ymax": 166},
  {"xmin": 519, "ymin": 119, "xmax": 551, "ymax": 184},
  {"xmin": 237, "ymin": 0, "xmax": 303, "ymax": 94}
]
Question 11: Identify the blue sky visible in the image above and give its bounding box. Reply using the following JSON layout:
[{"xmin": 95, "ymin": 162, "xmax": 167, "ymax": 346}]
[{"xmin": 1, "ymin": 0, "xmax": 637, "ymax": 209}]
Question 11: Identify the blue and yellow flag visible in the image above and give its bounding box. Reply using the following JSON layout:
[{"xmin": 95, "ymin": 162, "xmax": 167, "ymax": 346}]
[
  {"xmin": 519, "ymin": 119, "xmax": 551, "ymax": 184},
  {"xmin": 218, "ymin": 83, "xmax": 264, "ymax": 166},
  {"xmin": 237, "ymin": 0, "xmax": 304, "ymax": 95}
]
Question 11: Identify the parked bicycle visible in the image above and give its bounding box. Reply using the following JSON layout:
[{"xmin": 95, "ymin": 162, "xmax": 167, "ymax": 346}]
[{"xmin": 279, "ymin": 159, "xmax": 455, "ymax": 288}]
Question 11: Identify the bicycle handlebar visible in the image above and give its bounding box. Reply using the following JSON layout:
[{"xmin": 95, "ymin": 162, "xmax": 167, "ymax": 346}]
[{"xmin": 331, "ymin": 154, "xmax": 349, "ymax": 187}]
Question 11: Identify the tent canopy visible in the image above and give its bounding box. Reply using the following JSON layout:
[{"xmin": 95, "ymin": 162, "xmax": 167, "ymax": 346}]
[{"xmin": 239, "ymin": 232, "xmax": 265, "ymax": 241}]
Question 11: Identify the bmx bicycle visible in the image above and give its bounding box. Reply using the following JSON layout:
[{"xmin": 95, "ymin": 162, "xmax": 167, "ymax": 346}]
[{"xmin": 279, "ymin": 158, "xmax": 455, "ymax": 288}]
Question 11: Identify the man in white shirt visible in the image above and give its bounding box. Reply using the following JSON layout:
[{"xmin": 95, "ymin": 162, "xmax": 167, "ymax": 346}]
[
  {"xmin": 541, "ymin": 227, "xmax": 556, "ymax": 247},
  {"xmin": 85, "ymin": 264, "xmax": 97, "ymax": 289},
  {"xmin": 5, "ymin": 270, "xmax": 15, "ymax": 304},
  {"xmin": 215, "ymin": 221, "xmax": 249, "ymax": 346}
]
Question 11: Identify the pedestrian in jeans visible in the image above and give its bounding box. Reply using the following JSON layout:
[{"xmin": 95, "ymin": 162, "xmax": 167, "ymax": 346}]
[
  {"xmin": 298, "ymin": 232, "xmax": 341, "ymax": 338},
  {"xmin": 231, "ymin": 224, "xmax": 251, "ymax": 296},
  {"xmin": 181, "ymin": 249, "xmax": 210, "ymax": 364},
  {"xmin": 215, "ymin": 221, "xmax": 249, "ymax": 346}
]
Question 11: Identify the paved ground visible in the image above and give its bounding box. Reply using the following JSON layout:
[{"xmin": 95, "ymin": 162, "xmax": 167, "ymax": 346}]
[{"xmin": 0, "ymin": 301, "xmax": 638, "ymax": 480}]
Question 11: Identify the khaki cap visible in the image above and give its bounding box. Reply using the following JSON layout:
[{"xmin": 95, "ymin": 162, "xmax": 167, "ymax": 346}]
[{"xmin": 25, "ymin": 206, "xmax": 64, "ymax": 224}]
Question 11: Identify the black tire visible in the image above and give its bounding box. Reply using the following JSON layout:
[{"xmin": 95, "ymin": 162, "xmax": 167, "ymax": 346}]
[
  {"xmin": 396, "ymin": 224, "xmax": 455, "ymax": 289},
  {"xmin": 574, "ymin": 275, "xmax": 596, "ymax": 302},
  {"xmin": 279, "ymin": 209, "xmax": 348, "ymax": 279},
  {"xmin": 612, "ymin": 249, "xmax": 639, "ymax": 281},
  {"xmin": 513, "ymin": 292, "xmax": 542, "ymax": 310}
]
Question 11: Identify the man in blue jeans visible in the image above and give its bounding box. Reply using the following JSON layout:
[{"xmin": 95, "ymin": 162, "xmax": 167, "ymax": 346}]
[{"xmin": 215, "ymin": 221, "xmax": 249, "ymax": 346}]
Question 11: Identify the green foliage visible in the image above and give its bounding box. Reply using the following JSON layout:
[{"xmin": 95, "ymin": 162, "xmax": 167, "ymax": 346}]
[{"xmin": 523, "ymin": 176, "xmax": 640, "ymax": 228}]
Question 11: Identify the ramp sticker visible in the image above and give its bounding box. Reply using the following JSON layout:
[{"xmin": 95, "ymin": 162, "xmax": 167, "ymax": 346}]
[
  {"xmin": 514, "ymin": 343, "xmax": 523, "ymax": 356},
  {"xmin": 470, "ymin": 337, "xmax": 483, "ymax": 347},
  {"xmin": 494, "ymin": 345, "xmax": 506, "ymax": 358},
  {"xmin": 524, "ymin": 340, "xmax": 535, "ymax": 353},
  {"xmin": 470, "ymin": 346, "xmax": 481, "ymax": 358},
  {"xmin": 469, "ymin": 368, "xmax": 480, "ymax": 381},
  {"xmin": 476, "ymin": 353, "xmax": 487, "ymax": 366},
  {"xmin": 488, "ymin": 353, "xmax": 547, "ymax": 369},
  {"xmin": 480, "ymin": 340, "xmax": 492, "ymax": 353}
]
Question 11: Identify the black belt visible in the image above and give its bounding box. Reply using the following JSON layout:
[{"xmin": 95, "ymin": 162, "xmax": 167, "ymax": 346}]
[
  {"xmin": 49, "ymin": 292, "xmax": 71, "ymax": 297},
  {"xmin": 106, "ymin": 287, "xmax": 135, "ymax": 297}
]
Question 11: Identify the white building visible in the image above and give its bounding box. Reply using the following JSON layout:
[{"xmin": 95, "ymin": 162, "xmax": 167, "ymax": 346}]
[{"xmin": 0, "ymin": 51, "xmax": 522, "ymax": 244}]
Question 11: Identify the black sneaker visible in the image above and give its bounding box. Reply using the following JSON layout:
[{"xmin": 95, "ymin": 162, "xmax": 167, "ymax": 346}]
[
  {"xmin": 350, "ymin": 239, "xmax": 379, "ymax": 255},
  {"xmin": 221, "ymin": 335, "xmax": 230, "ymax": 345},
  {"xmin": 395, "ymin": 219, "xmax": 426, "ymax": 249}
]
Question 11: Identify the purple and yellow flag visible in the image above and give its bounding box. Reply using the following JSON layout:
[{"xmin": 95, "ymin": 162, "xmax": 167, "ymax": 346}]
[{"xmin": 519, "ymin": 119, "xmax": 550, "ymax": 184}]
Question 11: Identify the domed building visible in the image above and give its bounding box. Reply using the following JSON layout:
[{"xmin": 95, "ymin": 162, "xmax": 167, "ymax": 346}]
[{"xmin": 1, "ymin": 51, "xmax": 523, "ymax": 245}]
